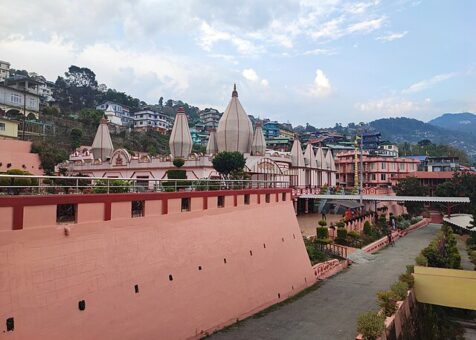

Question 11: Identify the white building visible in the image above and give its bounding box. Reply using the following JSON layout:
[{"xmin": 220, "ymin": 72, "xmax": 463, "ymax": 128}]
[
  {"xmin": 199, "ymin": 108, "xmax": 222, "ymax": 130},
  {"xmin": 0, "ymin": 60, "xmax": 10, "ymax": 81},
  {"xmin": 134, "ymin": 108, "xmax": 171, "ymax": 133},
  {"xmin": 0, "ymin": 76, "xmax": 40, "ymax": 119},
  {"xmin": 96, "ymin": 101, "xmax": 133, "ymax": 126}
]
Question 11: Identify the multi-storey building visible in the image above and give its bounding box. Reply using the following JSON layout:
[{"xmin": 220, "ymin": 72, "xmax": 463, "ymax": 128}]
[
  {"xmin": 199, "ymin": 108, "xmax": 221, "ymax": 130},
  {"xmin": 263, "ymin": 121, "xmax": 280, "ymax": 138},
  {"xmin": 96, "ymin": 101, "xmax": 133, "ymax": 126},
  {"xmin": 0, "ymin": 76, "xmax": 40, "ymax": 119},
  {"xmin": 0, "ymin": 60, "xmax": 10, "ymax": 81},
  {"xmin": 30, "ymin": 75, "xmax": 55, "ymax": 105},
  {"xmin": 376, "ymin": 141, "xmax": 399, "ymax": 157},
  {"xmin": 423, "ymin": 156, "xmax": 459, "ymax": 172},
  {"xmin": 133, "ymin": 108, "xmax": 171, "ymax": 133},
  {"xmin": 335, "ymin": 151, "xmax": 419, "ymax": 188}
]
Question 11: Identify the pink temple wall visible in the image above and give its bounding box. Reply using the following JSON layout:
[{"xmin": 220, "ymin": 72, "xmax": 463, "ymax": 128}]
[{"xmin": 0, "ymin": 191, "xmax": 314, "ymax": 339}]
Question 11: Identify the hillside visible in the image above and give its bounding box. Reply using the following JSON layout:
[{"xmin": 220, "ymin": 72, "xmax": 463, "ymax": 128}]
[
  {"xmin": 369, "ymin": 117, "xmax": 476, "ymax": 157},
  {"xmin": 428, "ymin": 112, "xmax": 476, "ymax": 134}
]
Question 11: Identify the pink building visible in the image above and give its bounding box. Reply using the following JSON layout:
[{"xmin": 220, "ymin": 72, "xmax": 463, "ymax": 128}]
[{"xmin": 335, "ymin": 151, "xmax": 419, "ymax": 189}]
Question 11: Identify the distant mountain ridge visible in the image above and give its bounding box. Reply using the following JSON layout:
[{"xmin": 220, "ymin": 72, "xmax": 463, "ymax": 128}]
[
  {"xmin": 428, "ymin": 112, "xmax": 476, "ymax": 134},
  {"xmin": 368, "ymin": 115, "xmax": 476, "ymax": 157}
]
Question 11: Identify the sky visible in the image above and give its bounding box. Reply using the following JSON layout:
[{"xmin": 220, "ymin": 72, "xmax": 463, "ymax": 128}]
[{"xmin": 1, "ymin": 0, "xmax": 475, "ymax": 127}]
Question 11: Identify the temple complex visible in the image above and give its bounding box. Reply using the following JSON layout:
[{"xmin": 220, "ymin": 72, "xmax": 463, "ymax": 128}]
[{"xmin": 60, "ymin": 85, "xmax": 337, "ymax": 188}]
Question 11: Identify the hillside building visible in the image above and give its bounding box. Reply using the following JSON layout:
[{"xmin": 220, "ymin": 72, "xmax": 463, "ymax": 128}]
[
  {"xmin": 335, "ymin": 151, "xmax": 419, "ymax": 189},
  {"xmin": 0, "ymin": 60, "xmax": 10, "ymax": 81},
  {"xmin": 133, "ymin": 108, "xmax": 171, "ymax": 133},
  {"xmin": 199, "ymin": 108, "xmax": 221, "ymax": 130},
  {"xmin": 96, "ymin": 101, "xmax": 133, "ymax": 126},
  {"xmin": 0, "ymin": 117, "xmax": 19, "ymax": 139},
  {"xmin": 0, "ymin": 75, "xmax": 40, "ymax": 119}
]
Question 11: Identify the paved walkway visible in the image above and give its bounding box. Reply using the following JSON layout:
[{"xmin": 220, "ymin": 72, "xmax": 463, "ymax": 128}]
[
  {"xmin": 211, "ymin": 224, "xmax": 440, "ymax": 340},
  {"xmin": 457, "ymin": 236, "xmax": 474, "ymax": 270}
]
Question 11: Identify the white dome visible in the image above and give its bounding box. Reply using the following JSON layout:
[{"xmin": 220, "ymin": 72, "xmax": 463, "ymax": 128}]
[{"xmin": 216, "ymin": 84, "xmax": 253, "ymax": 154}]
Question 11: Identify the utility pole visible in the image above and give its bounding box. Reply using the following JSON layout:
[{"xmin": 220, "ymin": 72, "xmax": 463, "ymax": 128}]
[{"xmin": 359, "ymin": 131, "xmax": 364, "ymax": 207}]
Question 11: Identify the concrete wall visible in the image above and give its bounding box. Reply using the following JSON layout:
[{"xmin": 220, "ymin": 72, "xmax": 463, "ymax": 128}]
[
  {"xmin": 0, "ymin": 190, "xmax": 313, "ymax": 339},
  {"xmin": 0, "ymin": 139, "xmax": 42, "ymax": 175}
]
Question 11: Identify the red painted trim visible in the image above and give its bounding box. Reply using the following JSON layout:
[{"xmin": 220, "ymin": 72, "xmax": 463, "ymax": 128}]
[
  {"xmin": 13, "ymin": 205, "xmax": 23, "ymax": 230},
  {"xmin": 275, "ymin": 192, "xmax": 279, "ymax": 202},
  {"xmin": 162, "ymin": 199, "xmax": 168, "ymax": 215},
  {"xmin": 203, "ymin": 196, "xmax": 208, "ymax": 210},
  {"xmin": 257, "ymin": 194, "xmax": 261, "ymax": 204},
  {"xmin": 104, "ymin": 202, "xmax": 111, "ymax": 221},
  {"xmin": 0, "ymin": 188, "xmax": 291, "ymax": 208},
  {"xmin": 234, "ymin": 195, "xmax": 237, "ymax": 207}
]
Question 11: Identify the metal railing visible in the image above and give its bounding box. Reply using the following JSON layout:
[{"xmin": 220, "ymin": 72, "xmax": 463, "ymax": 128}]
[{"xmin": 0, "ymin": 174, "xmax": 289, "ymax": 196}]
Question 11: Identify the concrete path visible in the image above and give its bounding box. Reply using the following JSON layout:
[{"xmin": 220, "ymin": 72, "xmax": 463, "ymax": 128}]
[
  {"xmin": 211, "ymin": 224, "xmax": 440, "ymax": 340},
  {"xmin": 457, "ymin": 236, "xmax": 474, "ymax": 271}
]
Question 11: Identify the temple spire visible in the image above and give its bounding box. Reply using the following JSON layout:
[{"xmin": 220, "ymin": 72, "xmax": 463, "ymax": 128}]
[
  {"xmin": 232, "ymin": 83, "xmax": 238, "ymax": 97},
  {"xmin": 169, "ymin": 107, "xmax": 193, "ymax": 159}
]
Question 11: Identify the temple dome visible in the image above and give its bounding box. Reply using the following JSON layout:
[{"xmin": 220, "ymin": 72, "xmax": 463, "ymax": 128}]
[
  {"xmin": 91, "ymin": 118, "xmax": 114, "ymax": 161},
  {"xmin": 251, "ymin": 122, "xmax": 266, "ymax": 156},
  {"xmin": 206, "ymin": 129, "xmax": 218, "ymax": 155},
  {"xmin": 169, "ymin": 107, "xmax": 193, "ymax": 159},
  {"xmin": 216, "ymin": 84, "xmax": 253, "ymax": 154}
]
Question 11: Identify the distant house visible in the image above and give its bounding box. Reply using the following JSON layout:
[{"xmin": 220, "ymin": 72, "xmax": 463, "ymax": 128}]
[
  {"xmin": 263, "ymin": 121, "xmax": 280, "ymax": 138},
  {"xmin": 199, "ymin": 108, "xmax": 221, "ymax": 130},
  {"xmin": 133, "ymin": 108, "xmax": 171, "ymax": 133},
  {"xmin": 377, "ymin": 141, "xmax": 399, "ymax": 157},
  {"xmin": 0, "ymin": 75, "xmax": 40, "ymax": 119},
  {"xmin": 0, "ymin": 117, "xmax": 19, "ymax": 139},
  {"xmin": 0, "ymin": 60, "xmax": 10, "ymax": 81},
  {"xmin": 96, "ymin": 101, "xmax": 133, "ymax": 127}
]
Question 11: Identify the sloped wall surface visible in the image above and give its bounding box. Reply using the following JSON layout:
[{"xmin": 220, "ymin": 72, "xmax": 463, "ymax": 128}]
[{"xmin": 0, "ymin": 197, "xmax": 314, "ymax": 339}]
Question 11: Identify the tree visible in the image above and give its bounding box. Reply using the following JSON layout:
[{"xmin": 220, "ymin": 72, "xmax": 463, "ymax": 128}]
[
  {"xmin": 78, "ymin": 108, "xmax": 104, "ymax": 126},
  {"xmin": 418, "ymin": 139, "xmax": 432, "ymax": 146},
  {"xmin": 54, "ymin": 65, "xmax": 99, "ymax": 112},
  {"xmin": 70, "ymin": 128, "xmax": 83, "ymax": 150},
  {"xmin": 435, "ymin": 173, "xmax": 476, "ymax": 212},
  {"xmin": 394, "ymin": 177, "xmax": 426, "ymax": 215},
  {"xmin": 212, "ymin": 151, "xmax": 246, "ymax": 179},
  {"xmin": 159, "ymin": 97, "xmax": 164, "ymax": 107},
  {"xmin": 172, "ymin": 158, "xmax": 185, "ymax": 168}
]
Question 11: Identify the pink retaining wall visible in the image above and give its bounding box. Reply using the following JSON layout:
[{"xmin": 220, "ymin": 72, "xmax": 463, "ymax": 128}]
[
  {"xmin": 0, "ymin": 140, "xmax": 42, "ymax": 175},
  {"xmin": 0, "ymin": 190, "xmax": 314, "ymax": 339}
]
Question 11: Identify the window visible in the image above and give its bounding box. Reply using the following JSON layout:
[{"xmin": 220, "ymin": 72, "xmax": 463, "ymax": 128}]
[
  {"xmin": 381, "ymin": 162, "xmax": 386, "ymax": 170},
  {"xmin": 56, "ymin": 204, "xmax": 77, "ymax": 224},
  {"xmin": 217, "ymin": 196, "xmax": 225, "ymax": 208},
  {"xmin": 399, "ymin": 163, "xmax": 405, "ymax": 170},
  {"xmin": 10, "ymin": 93, "xmax": 21, "ymax": 104},
  {"xmin": 0, "ymin": 122, "xmax": 5, "ymax": 131},
  {"xmin": 131, "ymin": 200, "xmax": 145, "ymax": 217},
  {"xmin": 29, "ymin": 98, "xmax": 36, "ymax": 107},
  {"xmin": 371, "ymin": 174, "xmax": 376, "ymax": 181},
  {"xmin": 380, "ymin": 173, "xmax": 386, "ymax": 181},
  {"xmin": 244, "ymin": 194, "xmax": 250, "ymax": 205},
  {"xmin": 181, "ymin": 198, "xmax": 190, "ymax": 212}
]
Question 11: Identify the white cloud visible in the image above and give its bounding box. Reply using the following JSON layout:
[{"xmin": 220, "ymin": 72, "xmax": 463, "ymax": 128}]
[
  {"xmin": 197, "ymin": 22, "xmax": 231, "ymax": 51},
  {"xmin": 242, "ymin": 68, "xmax": 259, "ymax": 82},
  {"xmin": 402, "ymin": 72, "xmax": 457, "ymax": 94},
  {"xmin": 376, "ymin": 31, "xmax": 408, "ymax": 42},
  {"xmin": 303, "ymin": 48, "xmax": 337, "ymax": 56},
  {"xmin": 347, "ymin": 17, "xmax": 385, "ymax": 33},
  {"xmin": 307, "ymin": 69, "xmax": 332, "ymax": 97},
  {"xmin": 355, "ymin": 96, "xmax": 432, "ymax": 116},
  {"xmin": 242, "ymin": 68, "xmax": 269, "ymax": 88}
]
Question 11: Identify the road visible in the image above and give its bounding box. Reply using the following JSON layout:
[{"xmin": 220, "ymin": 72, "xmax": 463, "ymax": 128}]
[{"xmin": 211, "ymin": 224, "xmax": 440, "ymax": 340}]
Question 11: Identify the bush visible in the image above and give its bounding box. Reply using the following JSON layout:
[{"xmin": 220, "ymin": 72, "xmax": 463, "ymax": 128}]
[
  {"xmin": 357, "ymin": 311, "xmax": 385, "ymax": 340},
  {"xmin": 167, "ymin": 169, "xmax": 187, "ymax": 179},
  {"xmin": 363, "ymin": 221, "xmax": 372, "ymax": 235},
  {"xmin": 335, "ymin": 228, "xmax": 348, "ymax": 245},
  {"xmin": 172, "ymin": 158, "xmax": 185, "ymax": 168},
  {"xmin": 318, "ymin": 220, "xmax": 327, "ymax": 227},
  {"xmin": 336, "ymin": 221, "xmax": 345, "ymax": 228},
  {"xmin": 316, "ymin": 226, "xmax": 329, "ymax": 239},
  {"xmin": 399, "ymin": 272, "xmax": 415, "ymax": 288},
  {"xmin": 391, "ymin": 281, "xmax": 409, "ymax": 300},
  {"xmin": 92, "ymin": 179, "xmax": 130, "ymax": 193},
  {"xmin": 415, "ymin": 253, "xmax": 428, "ymax": 266},
  {"xmin": 377, "ymin": 291, "xmax": 398, "ymax": 317},
  {"xmin": 348, "ymin": 231, "xmax": 360, "ymax": 240}
]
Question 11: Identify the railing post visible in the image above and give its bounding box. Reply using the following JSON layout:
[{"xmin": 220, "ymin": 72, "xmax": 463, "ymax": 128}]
[{"xmin": 107, "ymin": 179, "xmax": 110, "ymax": 194}]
